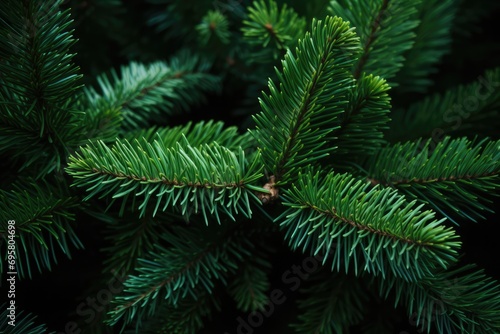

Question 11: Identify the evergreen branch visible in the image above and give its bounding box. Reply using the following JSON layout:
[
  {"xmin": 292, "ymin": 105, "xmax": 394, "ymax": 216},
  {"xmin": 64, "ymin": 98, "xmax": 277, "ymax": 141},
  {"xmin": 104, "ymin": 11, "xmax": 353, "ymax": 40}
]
[
  {"xmin": 196, "ymin": 10, "xmax": 231, "ymax": 45},
  {"xmin": 352, "ymin": 0, "xmax": 389, "ymax": 79},
  {"xmin": 329, "ymin": 0, "xmax": 420, "ymax": 81},
  {"xmin": 101, "ymin": 213, "xmax": 171, "ymax": 275},
  {"xmin": 367, "ymin": 137, "xmax": 499, "ymax": 223},
  {"xmin": 394, "ymin": 0, "xmax": 457, "ymax": 93},
  {"xmin": 0, "ymin": 124, "xmax": 47, "ymax": 159},
  {"xmin": 124, "ymin": 291, "xmax": 221, "ymax": 334},
  {"xmin": 75, "ymin": 94, "xmax": 123, "ymax": 144},
  {"xmin": 106, "ymin": 223, "xmax": 255, "ymax": 328},
  {"xmin": 0, "ymin": 0, "xmax": 81, "ymax": 114},
  {"xmin": 328, "ymin": 73, "xmax": 391, "ymax": 163},
  {"xmin": 0, "ymin": 0, "xmax": 82, "ymax": 174},
  {"xmin": 0, "ymin": 303, "xmax": 54, "ymax": 334},
  {"xmin": 83, "ymin": 52, "xmax": 221, "ymax": 130},
  {"xmin": 279, "ymin": 169, "xmax": 460, "ymax": 282},
  {"xmin": 376, "ymin": 264, "xmax": 500, "ymax": 333},
  {"xmin": 0, "ymin": 180, "xmax": 82, "ymax": 279},
  {"xmin": 242, "ymin": 0, "xmax": 306, "ymax": 51},
  {"xmin": 66, "ymin": 136, "xmax": 264, "ymax": 223},
  {"xmin": 387, "ymin": 68, "xmax": 500, "ymax": 142},
  {"xmin": 292, "ymin": 270, "xmax": 367, "ymax": 334},
  {"xmin": 228, "ymin": 251, "xmax": 272, "ymax": 312},
  {"xmin": 250, "ymin": 16, "xmax": 360, "ymax": 184}
]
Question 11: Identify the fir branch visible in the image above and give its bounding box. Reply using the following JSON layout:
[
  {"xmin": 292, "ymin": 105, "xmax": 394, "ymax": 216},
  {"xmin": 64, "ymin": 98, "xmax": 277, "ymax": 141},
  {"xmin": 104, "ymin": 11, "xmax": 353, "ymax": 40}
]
[
  {"xmin": 82, "ymin": 52, "xmax": 221, "ymax": 130},
  {"xmin": 352, "ymin": 0, "xmax": 389, "ymax": 79},
  {"xmin": 279, "ymin": 169, "xmax": 460, "ymax": 282},
  {"xmin": 292, "ymin": 270, "xmax": 367, "ymax": 334},
  {"xmin": 101, "ymin": 213, "xmax": 171, "ymax": 275},
  {"xmin": 66, "ymin": 136, "xmax": 264, "ymax": 223},
  {"xmin": 329, "ymin": 0, "xmax": 420, "ymax": 81},
  {"xmin": 387, "ymin": 68, "xmax": 500, "ymax": 142},
  {"xmin": 394, "ymin": 0, "xmax": 457, "ymax": 93},
  {"xmin": 376, "ymin": 264, "xmax": 500, "ymax": 333},
  {"xmin": 0, "ymin": 0, "xmax": 82, "ymax": 174},
  {"xmin": 328, "ymin": 73, "xmax": 391, "ymax": 165},
  {"xmin": 367, "ymin": 137, "xmax": 499, "ymax": 223},
  {"xmin": 106, "ymin": 223, "xmax": 255, "ymax": 328},
  {"xmin": 0, "ymin": 124, "xmax": 48, "ymax": 160},
  {"xmin": 228, "ymin": 252, "xmax": 272, "ymax": 312},
  {"xmin": 250, "ymin": 16, "xmax": 360, "ymax": 184},
  {"xmin": 0, "ymin": 0, "xmax": 81, "ymax": 114},
  {"xmin": 196, "ymin": 10, "xmax": 231, "ymax": 45},
  {"xmin": 242, "ymin": 0, "xmax": 306, "ymax": 51},
  {"xmin": 75, "ymin": 94, "xmax": 123, "ymax": 144},
  {"xmin": 0, "ymin": 180, "xmax": 82, "ymax": 279},
  {"xmin": 0, "ymin": 303, "xmax": 54, "ymax": 334}
]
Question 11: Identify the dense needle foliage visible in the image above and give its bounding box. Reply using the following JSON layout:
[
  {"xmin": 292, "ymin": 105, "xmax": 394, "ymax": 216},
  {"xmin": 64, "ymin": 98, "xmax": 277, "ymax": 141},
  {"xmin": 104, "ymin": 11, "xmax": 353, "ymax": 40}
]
[{"xmin": 1, "ymin": 0, "xmax": 499, "ymax": 333}]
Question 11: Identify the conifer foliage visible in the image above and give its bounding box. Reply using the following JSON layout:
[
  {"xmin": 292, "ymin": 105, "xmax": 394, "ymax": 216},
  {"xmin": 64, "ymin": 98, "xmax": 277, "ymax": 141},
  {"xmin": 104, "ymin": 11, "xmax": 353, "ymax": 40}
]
[{"xmin": 1, "ymin": 0, "xmax": 499, "ymax": 333}]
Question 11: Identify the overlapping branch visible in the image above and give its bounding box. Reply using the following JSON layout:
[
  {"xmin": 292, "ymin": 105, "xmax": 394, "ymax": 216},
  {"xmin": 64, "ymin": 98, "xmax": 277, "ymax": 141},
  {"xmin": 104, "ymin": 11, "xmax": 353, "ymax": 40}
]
[
  {"xmin": 279, "ymin": 169, "xmax": 460, "ymax": 281},
  {"xmin": 367, "ymin": 137, "xmax": 499, "ymax": 223}
]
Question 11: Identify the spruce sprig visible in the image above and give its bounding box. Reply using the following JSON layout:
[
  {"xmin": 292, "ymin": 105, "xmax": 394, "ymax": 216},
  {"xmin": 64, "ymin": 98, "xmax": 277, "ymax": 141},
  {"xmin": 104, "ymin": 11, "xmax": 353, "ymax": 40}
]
[
  {"xmin": 0, "ymin": 181, "xmax": 82, "ymax": 278},
  {"xmin": 367, "ymin": 137, "xmax": 500, "ymax": 223},
  {"xmin": 250, "ymin": 16, "xmax": 360, "ymax": 184},
  {"xmin": 375, "ymin": 264, "xmax": 500, "ymax": 333},
  {"xmin": 81, "ymin": 53, "xmax": 221, "ymax": 131},
  {"xmin": 0, "ymin": 0, "xmax": 82, "ymax": 175},
  {"xmin": 66, "ymin": 136, "xmax": 263, "ymax": 222},
  {"xmin": 106, "ymin": 223, "xmax": 257, "ymax": 328},
  {"xmin": 279, "ymin": 169, "xmax": 461, "ymax": 281},
  {"xmin": 329, "ymin": 0, "xmax": 420, "ymax": 81}
]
